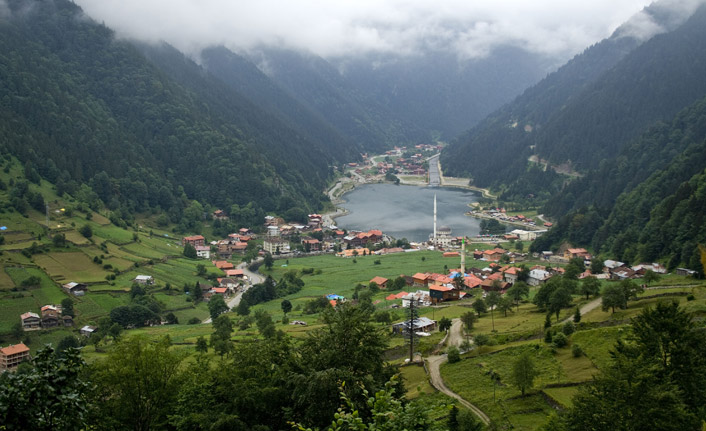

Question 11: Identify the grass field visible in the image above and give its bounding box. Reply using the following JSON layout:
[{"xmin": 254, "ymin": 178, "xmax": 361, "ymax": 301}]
[
  {"xmin": 34, "ymin": 251, "xmax": 110, "ymax": 282},
  {"xmin": 442, "ymin": 344, "xmax": 562, "ymax": 430},
  {"xmin": 542, "ymin": 386, "xmax": 579, "ymax": 408}
]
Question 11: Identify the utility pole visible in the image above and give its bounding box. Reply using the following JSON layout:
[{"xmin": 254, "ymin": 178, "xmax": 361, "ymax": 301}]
[{"xmin": 407, "ymin": 299, "xmax": 418, "ymax": 363}]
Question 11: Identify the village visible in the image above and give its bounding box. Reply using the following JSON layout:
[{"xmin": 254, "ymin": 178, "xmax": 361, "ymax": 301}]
[{"xmin": 4, "ymin": 141, "xmax": 690, "ymax": 373}]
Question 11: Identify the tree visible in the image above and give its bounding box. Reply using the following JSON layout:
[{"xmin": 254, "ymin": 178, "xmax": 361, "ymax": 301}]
[
  {"xmin": 190, "ymin": 282, "xmax": 203, "ymax": 303},
  {"xmin": 512, "ymin": 351, "xmax": 539, "ymax": 396},
  {"xmin": 92, "ymin": 336, "xmax": 185, "ymax": 431},
  {"xmin": 0, "ymin": 346, "xmax": 90, "ymax": 430},
  {"xmin": 61, "ymin": 298, "xmax": 75, "ymax": 317},
  {"xmin": 56, "ymin": 335, "xmax": 80, "ymax": 357},
  {"xmin": 196, "ymin": 263, "xmax": 206, "ymax": 276},
  {"xmin": 566, "ymin": 303, "xmax": 706, "ymax": 430},
  {"xmin": 254, "ymin": 309, "xmax": 276, "ymax": 338},
  {"xmin": 486, "ymin": 290, "xmax": 501, "ymax": 331},
  {"xmin": 264, "ymin": 253, "xmax": 274, "ymax": 269},
  {"xmin": 619, "ymin": 278, "xmax": 644, "ymax": 300},
  {"xmin": 573, "ymin": 307, "xmax": 581, "ymax": 323},
  {"xmin": 548, "ymin": 287, "xmax": 573, "ymax": 321},
  {"xmin": 281, "ymin": 299, "xmax": 292, "ymax": 315},
  {"xmin": 11, "ymin": 322, "xmax": 23, "ymax": 339},
  {"xmin": 496, "ymin": 295, "xmax": 513, "ymax": 317},
  {"xmin": 292, "ymin": 377, "xmax": 433, "ymax": 431},
  {"xmin": 456, "ymin": 408, "xmax": 484, "ymax": 431},
  {"xmin": 460, "ymin": 312, "xmax": 477, "ymax": 336},
  {"xmin": 165, "ymin": 312, "xmax": 179, "ymax": 324},
  {"xmin": 108, "ymin": 323, "xmax": 122, "ymax": 341},
  {"xmin": 472, "ymin": 298, "xmax": 487, "ymax": 317},
  {"xmin": 439, "ymin": 316, "xmax": 453, "ymax": 332},
  {"xmin": 235, "ymin": 300, "xmax": 250, "ymax": 316},
  {"xmin": 506, "ymin": 281, "xmax": 529, "ymax": 311},
  {"xmin": 601, "ymin": 284, "xmax": 626, "ymax": 313},
  {"xmin": 579, "ymin": 276, "xmax": 601, "ymax": 299},
  {"xmin": 643, "ymin": 269, "xmax": 660, "ymax": 284},
  {"xmin": 183, "ymin": 243, "xmax": 197, "ymax": 259},
  {"xmin": 208, "ymin": 295, "xmax": 229, "ymax": 321},
  {"xmin": 453, "ymin": 273, "xmax": 465, "ymax": 290},
  {"xmin": 195, "ymin": 336, "xmax": 208, "ymax": 353},
  {"xmin": 590, "ymin": 259, "xmax": 604, "ymax": 275},
  {"xmin": 210, "ymin": 314, "xmax": 234, "ymax": 357},
  {"xmin": 293, "ymin": 303, "xmax": 394, "ymax": 427},
  {"xmin": 52, "ymin": 233, "xmax": 66, "ymax": 248},
  {"xmin": 447, "ymin": 346, "xmax": 461, "ymax": 363},
  {"xmin": 79, "ymin": 224, "xmax": 92, "ymax": 239}
]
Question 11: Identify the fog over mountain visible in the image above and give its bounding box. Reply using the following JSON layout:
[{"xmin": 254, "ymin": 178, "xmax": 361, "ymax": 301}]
[{"xmin": 74, "ymin": 0, "xmax": 658, "ymax": 62}]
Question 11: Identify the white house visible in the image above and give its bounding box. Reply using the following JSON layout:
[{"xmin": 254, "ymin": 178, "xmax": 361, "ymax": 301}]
[
  {"xmin": 133, "ymin": 275, "xmax": 154, "ymax": 285},
  {"xmin": 195, "ymin": 245, "xmax": 211, "ymax": 259},
  {"xmin": 528, "ymin": 269, "xmax": 550, "ymax": 286}
]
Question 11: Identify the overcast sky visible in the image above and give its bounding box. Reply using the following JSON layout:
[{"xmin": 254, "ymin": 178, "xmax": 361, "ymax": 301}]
[{"xmin": 73, "ymin": 0, "xmax": 700, "ymax": 61}]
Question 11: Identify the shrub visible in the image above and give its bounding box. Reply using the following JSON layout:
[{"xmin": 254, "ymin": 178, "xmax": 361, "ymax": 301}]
[
  {"xmin": 553, "ymin": 332, "xmax": 568, "ymax": 348},
  {"xmin": 562, "ymin": 321, "xmax": 575, "ymax": 336},
  {"xmin": 686, "ymin": 294, "xmax": 695, "ymax": 301},
  {"xmin": 188, "ymin": 317, "xmax": 201, "ymax": 324},
  {"xmin": 447, "ymin": 346, "xmax": 461, "ymax": 363},
  {"xmin": 572, "ymin": 343, "xmax": 583, "ymax": 358}
]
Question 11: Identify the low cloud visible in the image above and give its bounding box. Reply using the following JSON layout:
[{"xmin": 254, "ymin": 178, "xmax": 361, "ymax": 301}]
[
  {"xmin": 616, "ymin": 0, "xmax": 705, "ymax": 41},
  {"xmin": 74, "ymin": 0, "xmax": 671, "ymax": 60}
]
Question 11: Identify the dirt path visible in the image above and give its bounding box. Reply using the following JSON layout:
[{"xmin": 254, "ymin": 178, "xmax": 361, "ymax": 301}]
[
  {"xmin": 558, "ymin": 284, "xmax": 701, "ymax": 325},
  {"xmin": 561, "ymin": 297, "xmax": 602, "ymax": 325},
  {"xmin": 425, "ymin": 318, "xmax": 491, "ymax": 425}
]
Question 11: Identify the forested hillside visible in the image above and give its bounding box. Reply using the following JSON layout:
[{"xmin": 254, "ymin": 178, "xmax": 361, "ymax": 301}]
[
  {"xmin": 531, "ymin": 94, "xmax": 706, "ymax": 273},
  {"xmin": 441, "ymin": 2, "xmax": 706, "ymax": 200},
  {"xmin": 0, "ymin": 0, "xmax": 364, "ymax": 226}
]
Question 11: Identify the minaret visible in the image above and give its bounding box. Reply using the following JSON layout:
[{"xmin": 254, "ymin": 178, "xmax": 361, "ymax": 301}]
[
  {"xmin": 460, "ymin": 238, "xmax": 466, "ymax": 275},
  {"xmin": 433, "ymin": 194, "xmax": 437, "ymax": 247}
]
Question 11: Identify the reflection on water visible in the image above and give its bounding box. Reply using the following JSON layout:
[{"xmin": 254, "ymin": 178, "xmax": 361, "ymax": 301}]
[{"xmin": 336, "ymin": 184, "xmax": 480, "ymax": 242}]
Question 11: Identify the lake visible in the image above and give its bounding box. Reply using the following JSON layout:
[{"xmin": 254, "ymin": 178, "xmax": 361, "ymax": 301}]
[{"xmin": 335, "ymin": 184, "xmax": 480, "ymax": 242}]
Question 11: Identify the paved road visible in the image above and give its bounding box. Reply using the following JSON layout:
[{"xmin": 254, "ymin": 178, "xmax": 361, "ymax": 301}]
[
  {"xmin": 425, "ymin": 318, "xmax": 491, "ymax": 425},
  {"xmin": 203, "ymin": 260, "xmax": 262, "ymax": 324},
  {"xmin": 428, "ymin": 154, "xmax": 441, "ymax": 187}
]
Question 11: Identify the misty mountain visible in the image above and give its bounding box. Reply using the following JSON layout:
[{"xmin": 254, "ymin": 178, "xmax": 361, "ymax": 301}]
[
  {"xmin": 441, "ymin": 1, "xmax": 706, "ymax": 193},
  {"xmin": 241, "ymin": 48, "xmax": 427, "ymax": 151},
  {"xmin": 0, "ymin": 0, "xmax": 339, "ymax": 223},
  {"xmin": 199, "ymin": 46, "xmax": 361, "ymax": 161},
  {"xmin": 335, "ymin": 47, "xmax": 557, "ymax": 139}
]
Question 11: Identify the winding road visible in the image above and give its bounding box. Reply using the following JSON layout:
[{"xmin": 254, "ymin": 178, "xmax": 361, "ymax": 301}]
[{"xmin": 425, "ymin": 318, "xmax": 491, "ymax": 425}]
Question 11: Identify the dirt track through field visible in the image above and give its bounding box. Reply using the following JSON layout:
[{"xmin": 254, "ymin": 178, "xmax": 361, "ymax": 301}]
[{"xmin": 425, "ymin": 318, "xmax": 491, "ymax": 425}]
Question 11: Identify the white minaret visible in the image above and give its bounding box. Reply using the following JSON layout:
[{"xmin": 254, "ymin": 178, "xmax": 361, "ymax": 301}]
[
  {"xmin": 433, "ymin": 194, "xmax": 437, "ymax": 247},
  {"xmin": 460, "ymin": 238, "xmax": 466, "ymax": 275}
]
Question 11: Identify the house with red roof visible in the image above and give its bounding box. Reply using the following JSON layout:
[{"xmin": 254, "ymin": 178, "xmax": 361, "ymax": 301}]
[
  {"xmin": 503, "ymin": 267, "xmax": 521, "ymax": 284},
  {"xmin": 225, "ymin": 269, "xmax": 245, "ymax": 278},
  {"xmin": 213, "ymin": 260, "xmax": 234, "ymax": 270},
  {"xmin": 182, "ymin": 235, "xmax": 205, "ymax": 247},
  {"xmin": 369, "ymin": 276, "xmax": 389, "ymax": 289},
  {"xmin": 464, "ymin": 275, "xmax": 483, "ymax": 289},
  {"xmin": 480, "ymin": 279, "xmax": 510, "ymax": 293},
  {"xmin": 412, "ymin": 273, "xmax": 430, "ymax": 287},
  {"xmin": 20, "ymin": 312, "xmax": 40, "ymax": 331},
  {"xmin": 482, "ymin": 248, "xmax": 506, "ymax": 261},
  {"xmin": 301, "ymin": 238, "xmax": 321, "ymax": 252},
  {"xmin": 0, "ymin": 343, "xmax": 30, "ymax": 371}
]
